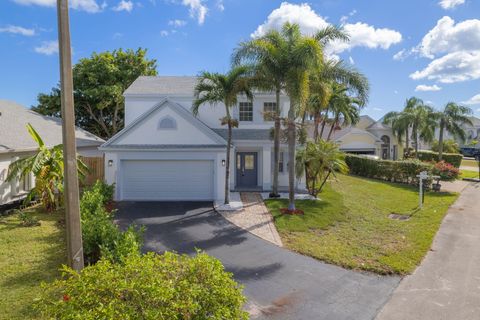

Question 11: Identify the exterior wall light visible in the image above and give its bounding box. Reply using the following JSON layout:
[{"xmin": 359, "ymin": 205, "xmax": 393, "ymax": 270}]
[
  {"xmin": 221, "ymin": 159, "xmax": 226, "ymax": 167},
  {"xmin": 108, "ymin": 160, "xmax": 113, "ymax": 167}
]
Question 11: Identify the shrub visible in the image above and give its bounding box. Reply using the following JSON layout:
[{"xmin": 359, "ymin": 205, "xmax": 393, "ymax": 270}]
[
  {"xmin": 35, "ymin": 251, "xmax": 248, "ymax": 320},
  {"xmin": 345, "ymin": 154, "xmax": 433, "ymax": 186},
  {"xmin": 80, "ymin": 181, "xmax": 143, "ymax": 265},
  {"xmin": 415, "ymin": 150, "xmax": 463, "ymax": 168},
  {"xmin": 432, "ymin": 161, "xmax": 460, "ymax": 181},
  {"xmin": 431, "ymin": 139, "xmax": 459, "ymax": 154},
  {"xmin": 17, "ymin": 211, "xmax": 41, "ymax": 227}
]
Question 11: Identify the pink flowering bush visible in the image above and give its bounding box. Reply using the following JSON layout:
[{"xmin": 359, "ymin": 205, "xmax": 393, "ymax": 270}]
[{"xmin": 432, "ymin": 161, "xmax": 459, "ymax": 181}]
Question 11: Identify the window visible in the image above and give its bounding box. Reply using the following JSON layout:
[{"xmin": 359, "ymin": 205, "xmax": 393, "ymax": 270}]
[
  {"xmin": 158, "ymin": 116, "xmax": 177, "ymax": 130},
  {"xmin": 239, "ymin": 102, "xmax": 253, "ymax": 121},
  {"xmin": 263, "ymin": 102, "xmax": 276, "ymax": 121},
  {"xmin": 279, "ymin": 152, "xmax": 284, "ymax": 173}
]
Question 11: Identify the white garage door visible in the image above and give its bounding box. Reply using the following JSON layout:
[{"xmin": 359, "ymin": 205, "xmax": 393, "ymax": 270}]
[{"xmin": 121, "ymin": 160, "xmax": 214, "ymax": 201}]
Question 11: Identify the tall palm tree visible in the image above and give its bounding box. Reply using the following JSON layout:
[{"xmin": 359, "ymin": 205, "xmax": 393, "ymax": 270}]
[
  {"xmin": 383, "ymin": 111, "xmax": 410, "ymax": 158},
  {"xmin": 433, "ymin": 102, "xmax": 473, "ymax": 160},
  {"xmin": 192, "ymin": 66, "xmax": 253, "ymax": 205}
]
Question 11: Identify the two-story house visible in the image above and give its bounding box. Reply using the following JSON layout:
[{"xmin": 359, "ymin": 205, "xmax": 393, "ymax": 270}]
[{"xmin": 101, "ymin": 76, "xmax": 300, "ymax": 202}]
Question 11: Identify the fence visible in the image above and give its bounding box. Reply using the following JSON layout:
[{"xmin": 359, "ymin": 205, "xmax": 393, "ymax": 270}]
[{"xmin": 80, "ymin": 156, "xmax": 104, "ymax": 186}]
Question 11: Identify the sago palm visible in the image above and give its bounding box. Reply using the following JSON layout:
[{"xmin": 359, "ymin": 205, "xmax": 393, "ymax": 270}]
[{"xmin": 192, "ymin": 66, "xmax": 253, "ymax": 205}]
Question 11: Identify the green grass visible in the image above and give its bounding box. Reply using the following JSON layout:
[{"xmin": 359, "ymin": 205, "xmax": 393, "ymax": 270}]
[
  {"xmin": 265, "ymin": 175, "xmax": 458, "ymax": 275},
  {"xmin": 461, "ymin": 159, "xmax": 478, "ymax": 168},
  {"xmin": 0, "ymin": 208, "xmax": 66, "ymax": 320},
  {"xmin": 460, "ymin": 169, "xmax": 479, "ymax": 179}
]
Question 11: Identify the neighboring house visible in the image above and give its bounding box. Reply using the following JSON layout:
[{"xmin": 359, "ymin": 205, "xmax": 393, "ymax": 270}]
[
  {"xmin": 0, "ymin": 100, "xmax": 104, "ymax": 206},
  {"xmin": 101, "ymin": 76, "xmax": 300, "ymax": 202},
  {"xmin": 312, "ymin": 115, "xmax": 404, "ymax": 160},
  {"xmin": 433, "ymin": 116, "xmax": 480, "ymax": 148}
]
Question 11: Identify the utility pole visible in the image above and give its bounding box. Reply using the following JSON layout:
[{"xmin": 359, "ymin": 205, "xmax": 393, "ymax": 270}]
[{"xmin": 57, "ymin": 0, "xmax": 84, "ymax": 271}]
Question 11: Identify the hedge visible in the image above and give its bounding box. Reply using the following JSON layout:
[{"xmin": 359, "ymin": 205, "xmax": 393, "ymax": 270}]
[
  {"xmin": 345, "ymin": 155, "xmax": 433, "ymax": 186},
  {"xmin": 415, "ymin": 150, "xmax": 463, "ymax": 168}
]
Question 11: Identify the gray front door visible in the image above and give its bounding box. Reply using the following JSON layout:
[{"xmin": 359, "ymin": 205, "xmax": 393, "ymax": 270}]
[{"xmin": 236, "ymin": 152, "xmax": 257, "ymax": 187}]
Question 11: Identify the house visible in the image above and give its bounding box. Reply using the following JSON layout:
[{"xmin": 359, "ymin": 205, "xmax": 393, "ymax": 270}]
[
  {"xmin": 101, "ymin": 76, "xmax": 301, "ymax": 202},
  {"xmin": 432, "ymin": 116, "xmax": 480, "ymax": 148},
  {"xmin": 0, "ymin": 100, "xmax": 104, "ymax": 206},
  {"xmin": 313, "ymin": 115, "xmax": 404, "ymax": 160}
]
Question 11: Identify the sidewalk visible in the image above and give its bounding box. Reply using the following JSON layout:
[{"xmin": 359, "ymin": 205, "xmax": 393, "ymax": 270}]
[{"xmin": 376, "ymin": 182, "xmax": 480, "ymax": 320}]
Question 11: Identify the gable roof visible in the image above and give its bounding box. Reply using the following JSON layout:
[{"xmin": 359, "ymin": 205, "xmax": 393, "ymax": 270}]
[
  {"xmin": 366, "ymin": 120, "xmax": 391, "ymax": 130},
  {"xmin": 124, "ymin": 76, "xmax": 198, "ymax": 96},
  {"xmin": 212, "ymin": 129, "xmax": 271, "ymax": 141},
  {"xmin": 0, "ymin": 100, "xmax": 104, "ymax": 153},
  {"xmin": 101, "ymin": 98, "xmax": 227, "ymax": 149}
]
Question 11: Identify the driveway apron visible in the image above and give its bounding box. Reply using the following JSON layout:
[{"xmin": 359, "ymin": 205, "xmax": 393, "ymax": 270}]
[{"xmin": 115, "ymin": 201, "xmax": 400, "ymax": 320}]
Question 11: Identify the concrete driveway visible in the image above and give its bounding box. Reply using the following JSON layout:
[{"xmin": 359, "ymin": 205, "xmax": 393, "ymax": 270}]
[{"xmin": 115, "ymin": 201, "xmax": 399, "ymax": 320}]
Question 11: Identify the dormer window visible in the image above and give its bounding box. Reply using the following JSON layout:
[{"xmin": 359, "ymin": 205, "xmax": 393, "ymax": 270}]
[{"xmin": 158, "ymin": 116, "xmax": 177, "ymax": 130}]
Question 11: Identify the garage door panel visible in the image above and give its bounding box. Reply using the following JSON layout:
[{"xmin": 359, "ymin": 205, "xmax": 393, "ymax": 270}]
[{"xmin": 121, "ymin": 160, "xmax": 214, "ymax": 201}]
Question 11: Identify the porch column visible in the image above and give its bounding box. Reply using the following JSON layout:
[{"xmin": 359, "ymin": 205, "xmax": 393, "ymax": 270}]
[{"xmin": 262, "ymin": 146, "xmax": 272, "ymax": 191}]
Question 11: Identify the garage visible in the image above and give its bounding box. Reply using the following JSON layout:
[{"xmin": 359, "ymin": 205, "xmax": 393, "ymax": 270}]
[{"xmin": 120, "ymin": 160, "xmax": 214, "ymax": 201}]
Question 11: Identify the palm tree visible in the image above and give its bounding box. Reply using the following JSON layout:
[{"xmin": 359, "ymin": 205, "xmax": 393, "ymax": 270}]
[
  {"xmin": 383, "ymin": 111, "xmax": 410, "ymax": 157},
  {"xmin": 433, "ymin": 102, "xmax": 473, "ymax": 160},
  {"xmin": 295, "ymin": 140, "xmax": 348, "ymax": 197},
  {"xmin": 192, "ymin": 66, "xmax": 253, "ymax": 205},
  {"xmin": 325, "ymin": 85, "xmax": 362, "ymax": 141},
  {"xmin": 7, "ymin": 124, "xmax": 86, "ymax": 211},
  {"xmin": 308, "ymin": 59, "xmax": 369, "ymax": 142}
]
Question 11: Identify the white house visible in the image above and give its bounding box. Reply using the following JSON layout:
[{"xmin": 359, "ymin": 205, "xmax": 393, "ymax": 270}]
[
  {"xmin": 0, "ymin": 100, "xmax": 104, "ymax": 206},
  {"xmin": 101, "ymin": 76, "xmax": 299, "ymax": 202}
]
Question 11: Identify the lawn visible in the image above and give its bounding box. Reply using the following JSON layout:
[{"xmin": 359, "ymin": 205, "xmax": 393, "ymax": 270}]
[
  {"xmin": 265, "ymin": 174, "xmax": 459, "ymax": 275},
  {"xmin": 460, "ymin": 169, "xmax": 479, "ymax": 179},
  {"xmin": 0, "ymin": 208, "xmax": 66, "ymax": 320},
  {"xmin": 461, "ymin": 158, "xmax": 478, "ymax": 168}
]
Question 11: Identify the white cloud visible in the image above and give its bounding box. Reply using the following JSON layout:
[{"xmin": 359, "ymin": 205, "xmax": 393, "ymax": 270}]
[
  {"xmin": 182, "ymin": 0, "xmax": 208, "ymax": 25},
  {"xmin": 168, "ymin": 19, "xmax": 187, "ymax": 27},
  {"xmin": 349, "ymin": 56, "xmax": 354, "ymax": 64},
  {"xmin": 415, "ymin": 84, "xmax": 442, "ymax": 92},
  {"xmin": 216, "ymin": 0, "xmax": 224, "ymax": 11},
  {"xmin": 34, "ymin": 40, "xmax": 58, "ymax": 55},
  {"xmin": 438, "ymin": 0, "xmax": 465, "ymax": 9},
  {"xmin": 13, "ymin": 0, "xmax": 103, "ymax": 12},
  {"xmin": 112, "ymin": 0, "xmax": 133, "ymax": 12},
  {"xmin": 418, "ymin": 16, "xmax": 480, "ymax": 59},
  {"xmin": 160, "ymin": 30, "xmax": 169, "ymax": 37},
  {"xmin": 252, "ymin": 2, "xmax": 402, "ymax": 55},
  {"xmin": 373, "ymin": 107, "xmax": 383, "ymax": 111},
  {"xmin": 393, "ymin": 48, "xmax": 413, "ymax": 61},
  {"xmin": 410, "ymin": 50, "xmax": 480, "ymax": 83},
  {"xmin": 462, "ymin": 94, "xmax": 480, "ymax": 105},
  {"xmin": 0, "ymin": 25, "xmax": 35, "ymax": 36}
]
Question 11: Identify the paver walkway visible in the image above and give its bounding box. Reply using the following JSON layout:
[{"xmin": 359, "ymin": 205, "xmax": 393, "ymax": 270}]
[
  {"xmin": 220, "ymin": 192, "xmax": 283, "ymax": 247},
  {"xmin": 376, "ymin": 182, "xmax": 480, "ymax": 320}
]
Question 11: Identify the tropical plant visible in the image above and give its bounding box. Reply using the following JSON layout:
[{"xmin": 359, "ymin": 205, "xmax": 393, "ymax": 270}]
[
  {"xmin": 192, "ymin": 66, "xmax": 253, "ymax": 205},
  {"xmin": 7, "ymin": 124, "xmax": 86, "ymax": 211},
  {"xmin": 383, "ymin": 110, "xmax": 410, "ymax": 158},
  {"xmin": 383, "ymin": 97, "xmax": 436, "ymax": 158},
  {"xmin": 309, "ymin": 59, "xmax": 369, "ymax": 142},
  {"xmin": 295, "ymin": 140, "xmax": 348, "ymax": 197},
  {"xmin": 432, "ymin": 102, "xmax": 473, "ymax": 160},
  {"xmin": 431, "ymin": 139, "xmax": 460, "ymax": 154},
  {"xmin": 325, "ymin": 85, "xmax": 362, "ymax": 141},
  {"xmin": 432, "ymin": 160, "xmax": 460, "ymax": 181}
]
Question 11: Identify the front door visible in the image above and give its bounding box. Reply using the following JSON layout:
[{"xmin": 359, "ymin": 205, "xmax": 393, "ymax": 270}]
[{"xmin": 236, "ymin": 152, "xmax": 257, "ymax": 187}]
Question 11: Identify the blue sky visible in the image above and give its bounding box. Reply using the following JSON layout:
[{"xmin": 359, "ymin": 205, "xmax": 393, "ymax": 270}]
[{"xmin": 1, "ymin": 0, "xmax": 479, "ymax": 119}]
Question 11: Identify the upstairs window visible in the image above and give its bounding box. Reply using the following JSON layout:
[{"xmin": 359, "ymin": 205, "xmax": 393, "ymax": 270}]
[
  {"xmin": 158, "ymin": 116, "xmax": 177, "ymax": 130},
  {"xmin": 279, "ymin": 152, "xmax": 284, "ymax": 173},
  {"xmin": 239, "ymin": 102, "xmax": 253, "ymax": 121},
  {"xmin": 263, "ymin": 102, "xmax": 276, "ymax": 121}
]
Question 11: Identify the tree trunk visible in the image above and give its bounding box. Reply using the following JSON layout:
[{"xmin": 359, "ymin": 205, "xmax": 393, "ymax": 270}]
[
  {"xmin": 414, "ymin": 125, "xmax": 419, "ymax": 158},
  {"xmin": 287, "ymin": 105, "xmax": 296, "ymax": 211},
  {"xmin": 326, "ymin": 114, "xmax": 338, "ymax": 141},
  {"xmin": 405, "ymin": 128, "xmax": 409, "ymax": 158},
  {"xmin": 319, "ymin": 107, "xmax": 329, "ymax": 139},
  {"xmin": 318, "ymin": 170, "xmax": 331, "ymax": 193},
  {"xmin": 272, "ymin": 88, "xmax": 281, "ymax": 197},
  {"xmin": 313, "ymin": 112, "xmax": 320, "ymax": 142},
  {"xmin": 438, "ymin": 120, "xmax": 445, "ymax": 161},
  {"xmin": 224, "ymin": 108, "xmax": 232, "ymax": 205}
]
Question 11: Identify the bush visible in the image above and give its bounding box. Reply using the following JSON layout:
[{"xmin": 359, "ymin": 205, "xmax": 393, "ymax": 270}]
[
  {"xmin": 17, "ymin": 211, "xmax": 41, "ymax": 227},
  {"xmin": 432, "ymin": 161, "xmax": 460, "ymax": 181},
  {"xmin": 80, "ymin": 181, "xmax": 143, "ymax": 265},
  {"xmin": 345, "ymin": 154, "xmax": 433, "ymax": 186},
  {"xmin": 431, "ymin": 139, "xmax": 459, "ymax": 154},
  {"xmin": 415, "ymin": 150, "xmax": 463, "ymax": 168},
  {"xmin": 35, "ymin": 251, "xmax": 248, "ymax": 320}
]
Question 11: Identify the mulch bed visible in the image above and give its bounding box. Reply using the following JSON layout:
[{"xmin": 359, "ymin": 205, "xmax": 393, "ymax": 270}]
[{"xmin": 280, "ymin": 208, "xmax": 304, "ymax": 215}]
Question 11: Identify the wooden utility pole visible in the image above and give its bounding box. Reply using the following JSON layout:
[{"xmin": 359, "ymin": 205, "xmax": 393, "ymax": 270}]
[{"xmin": 57, "ymin": 0, "xmax": 84, "ymax": 271}]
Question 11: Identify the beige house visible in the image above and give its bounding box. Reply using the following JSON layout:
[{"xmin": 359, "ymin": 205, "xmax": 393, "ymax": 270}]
[{"xmin": 312, "ymin": 115, "xmax": 404, "ymax": 160}]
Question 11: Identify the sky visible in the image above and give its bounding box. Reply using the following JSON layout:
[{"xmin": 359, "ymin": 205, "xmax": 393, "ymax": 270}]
[{"xmin": 0, "ymin": 0, "xmax": 479, "ymax": 120}]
